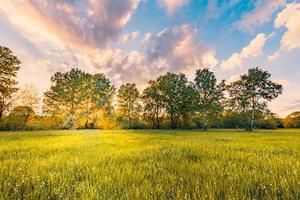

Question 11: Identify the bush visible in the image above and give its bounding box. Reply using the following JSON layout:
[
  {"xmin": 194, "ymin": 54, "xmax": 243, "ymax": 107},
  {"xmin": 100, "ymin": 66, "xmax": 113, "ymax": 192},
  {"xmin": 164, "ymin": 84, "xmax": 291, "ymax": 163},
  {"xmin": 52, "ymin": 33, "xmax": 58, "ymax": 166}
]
[
  {"xmin": 129, "ymin": 121, "xmax": 145, "ymax": 129},
  {"xmin": 63, "ymin": 116, "xmax": 77, "ymax": 129}
]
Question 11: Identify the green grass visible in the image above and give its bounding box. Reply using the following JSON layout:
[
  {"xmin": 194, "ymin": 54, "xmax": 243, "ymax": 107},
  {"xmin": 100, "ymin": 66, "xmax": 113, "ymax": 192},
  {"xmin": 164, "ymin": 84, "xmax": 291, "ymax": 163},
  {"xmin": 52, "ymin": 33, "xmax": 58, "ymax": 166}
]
[{"xmin": 0, "ymin": 129, "xmax": 299, "ymax": 199}]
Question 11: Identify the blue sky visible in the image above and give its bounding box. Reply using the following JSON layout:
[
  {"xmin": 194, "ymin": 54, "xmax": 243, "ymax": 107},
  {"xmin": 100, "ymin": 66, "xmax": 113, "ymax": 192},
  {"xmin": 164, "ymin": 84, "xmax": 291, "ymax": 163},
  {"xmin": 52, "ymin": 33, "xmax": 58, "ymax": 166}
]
[{"xmin": 0, "ymin": 0, "xmax": 300, "ymax": 116}]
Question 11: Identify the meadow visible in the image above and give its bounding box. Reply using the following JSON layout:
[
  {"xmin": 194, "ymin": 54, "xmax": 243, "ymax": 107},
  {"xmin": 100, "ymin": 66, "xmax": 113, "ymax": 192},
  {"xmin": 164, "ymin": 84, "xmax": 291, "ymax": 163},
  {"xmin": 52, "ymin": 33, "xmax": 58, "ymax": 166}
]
[{"xmin": 0, "ymin": 129, "xmax": 299, "ymax": 200}]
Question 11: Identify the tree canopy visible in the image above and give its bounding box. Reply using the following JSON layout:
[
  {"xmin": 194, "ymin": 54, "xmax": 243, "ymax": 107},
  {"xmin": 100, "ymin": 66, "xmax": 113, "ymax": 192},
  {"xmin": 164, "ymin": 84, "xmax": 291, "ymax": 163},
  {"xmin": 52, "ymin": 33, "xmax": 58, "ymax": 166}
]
[
  {"xmin": 117, "ymin": 83, "xmax": 141, "ymax": 128},
  {"xmin": 194, "ymin": 68, "xmax": 225, "ymax": 130},
  {"xmin": 228, "ymin": 68, "xmax": 282, "ymax": 131},
  {"xmin": 0, "ymin": 47, "xmax": 286, "ymax": 131},
  {"xmin": 0, "ymin": 46, "xmax": 21, "ymax": 126}
]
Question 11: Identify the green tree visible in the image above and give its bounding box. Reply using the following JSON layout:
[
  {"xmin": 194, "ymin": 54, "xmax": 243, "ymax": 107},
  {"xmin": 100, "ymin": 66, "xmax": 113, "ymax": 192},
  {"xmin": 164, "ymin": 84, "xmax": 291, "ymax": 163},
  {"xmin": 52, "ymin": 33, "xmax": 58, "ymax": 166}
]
[
  {"xmin": 0, "ymin": 46, "xmax": 21, "ymax": 126},
  {"xmin": 284, "ymin": 112, "xmax": 300, "ymax": 128},
  {"xmin": 220, "ymin": 110, "xmax": 244, "ymax": 128},
  {"xmin": 5, "ymin": 106, "xmax": 34, "ymax": 130},
  {"xmin": 228, "ymin": 67, "xmax": 282, "ymax": 131},
  {"xmin": 81, "ymin": 73, "xmax": 115, "ymax": 128},
  {"xmin": 44, "ymin": 68, "xmax": 114, "ymax": 128},
  {"xmin": 227, "ymin": 79, "xmax": 251, "ymax": 129},
  {"xmin": 194, "ymin": 68, "xmax": 225, "ymax": 130},
  {"xmin": 43, "ymin": 68, "xmax": 88, "ymax": 116},
  {"xmin": 258, "ymin": 110, "xmax": 283, "ymax": 129},
  {"xmin": 117, "ymin": 83, "xmax": 141, "ymax": 128},
  {"xmin": 142, "ymin": 80, "xmax": 163, "ymax": 128},
  {"xmin": 157, "ymin": 73, "xmax": 196, "ymax": 128}
]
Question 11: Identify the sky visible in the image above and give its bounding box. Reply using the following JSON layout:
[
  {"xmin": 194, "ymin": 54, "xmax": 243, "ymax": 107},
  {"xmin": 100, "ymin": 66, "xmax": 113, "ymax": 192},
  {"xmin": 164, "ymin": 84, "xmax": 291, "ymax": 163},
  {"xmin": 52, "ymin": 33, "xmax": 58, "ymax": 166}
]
[{"xmin": 0, "ymin": 0, "xmax": 300, "ymax": 117}]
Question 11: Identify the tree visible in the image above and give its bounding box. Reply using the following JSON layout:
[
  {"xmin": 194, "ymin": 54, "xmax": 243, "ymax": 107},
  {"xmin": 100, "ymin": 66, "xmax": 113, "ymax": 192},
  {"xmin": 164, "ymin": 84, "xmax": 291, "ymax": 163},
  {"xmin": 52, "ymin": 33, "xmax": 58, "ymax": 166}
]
[
  {"xmin": 5, "ymin": 106, "xmax": 34, "ymax": 130},
  {"xmin": 156, "ymin": 73, "xmax": 196, "ymax": 128},
  {"xmin": 17, "ymin": 84, "xmax": 40, "ymax": 125},
  {"xmin": 227, "ymin": 79, "xmax": 254, "ymax": 130},
  {"xmin": 43, "ymin": 68, "xmax": 90, "ymax": 116},
  {"xmin": 194, "ymin": 68, "xmax": 225, "ymax": 130},
  {"xmin": 258, "ymin": 110, "xmax": 283, "ymax": 129},
  {"xmin": 284, "ymin": 112, "xmax": 300, "ymax": 128},
  {"xmin": 142, "ymin": 80, "xmax": 163, "ymax": 128},
  {"xmin": 44, "ymin": 68, "xmax": 88, "ymax": 116},
  {"xmin": 228, "ymin": 67, "xmax": 282, "ymax": 131},
  {"xmin": 0, "ymin": 46, "xmax": 21, "ymax": 126},
  {"xmin": 81, "ymin": 73, "xmax": 115, "ymax": 128},
  {"xmin": 220, "ymin": 110, "xmax": 244, "ymax": 128},
  {"xmin": 43, "ymin": 68, "xmax": 114, "ymax": 128},
  {"xmin": 117, "ymin": 83, "xmax": 141, "ymax": 128}
]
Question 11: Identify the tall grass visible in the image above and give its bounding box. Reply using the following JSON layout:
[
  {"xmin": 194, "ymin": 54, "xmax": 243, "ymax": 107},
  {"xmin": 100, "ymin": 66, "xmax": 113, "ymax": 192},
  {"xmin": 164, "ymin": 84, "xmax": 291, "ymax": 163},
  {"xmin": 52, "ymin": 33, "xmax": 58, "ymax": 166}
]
[{"xmin": 0, "ymin": 129, "xmax": 299, "ymax": 199}]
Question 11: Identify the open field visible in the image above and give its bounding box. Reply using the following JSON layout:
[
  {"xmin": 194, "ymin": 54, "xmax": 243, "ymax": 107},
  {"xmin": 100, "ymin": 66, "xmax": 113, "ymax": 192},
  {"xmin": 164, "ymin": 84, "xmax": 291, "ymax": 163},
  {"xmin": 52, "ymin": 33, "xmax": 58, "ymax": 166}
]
[{"xmin": 0, "ymin": 129, "xmax": 299, "ymax": 199}]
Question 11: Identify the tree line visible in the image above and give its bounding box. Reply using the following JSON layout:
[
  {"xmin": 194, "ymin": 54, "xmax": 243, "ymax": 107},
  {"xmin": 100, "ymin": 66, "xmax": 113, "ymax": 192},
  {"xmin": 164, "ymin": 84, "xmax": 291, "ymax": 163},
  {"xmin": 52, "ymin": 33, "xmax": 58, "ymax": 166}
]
[{"xmin": 3, "ymin": 45, "xmax": 299, "ymax": 131}]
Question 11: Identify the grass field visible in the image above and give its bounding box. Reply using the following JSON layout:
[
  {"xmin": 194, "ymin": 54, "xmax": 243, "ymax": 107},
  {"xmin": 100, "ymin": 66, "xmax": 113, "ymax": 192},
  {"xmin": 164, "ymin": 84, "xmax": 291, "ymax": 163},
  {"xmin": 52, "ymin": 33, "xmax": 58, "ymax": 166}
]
[{"xmin": 0, "ymin": 129, "xmax": 299, "ymax": 199}]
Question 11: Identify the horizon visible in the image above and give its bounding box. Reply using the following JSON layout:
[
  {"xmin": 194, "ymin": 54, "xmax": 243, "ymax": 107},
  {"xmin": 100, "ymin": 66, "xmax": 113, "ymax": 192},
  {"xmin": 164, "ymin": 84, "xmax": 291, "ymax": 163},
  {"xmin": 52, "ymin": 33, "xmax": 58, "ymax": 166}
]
[{"xmin": 1, "ymin": 0, "xmax": 300, "ymax": 117}]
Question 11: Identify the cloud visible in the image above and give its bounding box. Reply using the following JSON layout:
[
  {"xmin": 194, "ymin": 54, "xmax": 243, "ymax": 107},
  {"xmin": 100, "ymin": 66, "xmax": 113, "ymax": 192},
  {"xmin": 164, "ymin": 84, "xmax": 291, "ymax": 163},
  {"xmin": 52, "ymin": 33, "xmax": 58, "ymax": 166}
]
[
  {"xmin": 269, "ymin": 3, "xmax": 300, "ymax": 60},
  {"xmin": 0, "ymin": 0, "xmax": 140, "ymax": 50},
  {"xmin": 0, "ymin": 2, "xmax": 216, "ymax": 90},
  {"xmin": 91, "ymin": 25, "xmax": 218, "ymax": 86},
  {"xmin": 220, "ymin": 33, "xmax": 269, "ymax": 70},
  {"xmin": 0, "ymin": 0, "xmax": 141, "ymax": 89},
  {"xmin": 142, "ymin": 25, "xmax": 218, "ymax": 78},
  {"xmin": 157, "ymin": 0, "xmax": 189, "ymax": 15},
  {"xmin": 19, "ymin": 24, "xmax": 216, "ymax": 88},
  {"xmin": 283, "ymin": 99, "xmax": 300, "ymax": 111},
  {"xmin": 235, "ymin": 0, "xmax": 286, "ymax": 31},
  {"xmin": 120, "ymin": 31, "xmax": 140, "ymax": 44},
  {"xmin": 90, "ymin": 49, "xmax": 150, "ymax": 86}
]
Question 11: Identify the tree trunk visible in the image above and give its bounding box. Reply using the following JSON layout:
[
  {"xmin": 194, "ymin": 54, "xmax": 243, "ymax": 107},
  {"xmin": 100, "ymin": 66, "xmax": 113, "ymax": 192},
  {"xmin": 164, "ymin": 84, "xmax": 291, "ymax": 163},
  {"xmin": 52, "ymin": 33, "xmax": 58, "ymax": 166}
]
[
  {"xmin": 151, "ymin": 116, "xmax": 155, "ymax": 129},
  {"xmin": 174, "ymin": 116, "xmax": 178, "ymax": 129},
  {"xmin": 203, "ymin": 112, "xmax": 208, "ymax": 131},
  {"xmin": 250, "ymin": 108, "xmax": 255, "ymax": 132},
  {"xmin": 23, "ymin": 109, "xmax": 31, "ymax": 127},
  {"xmin": 128, "ymin": 110, "xmax": 132, "ymax": 128},
  {"xmin": 170, "ymin": 114, "xmax": 175, "ymax": 129},
  {"xmin": 203, "ymin": 124, "xmax": 208, "ymax": 131},
  {"xmin": 0, "ymin": 110, "xmax": 3, "ymax": 128},
  {"xmin": 0, "ymin": 102, "xmax": 4, "ymax": 126},
  {"xmin": 156, "ymin": 109, "xmax": 160, "ymax": 128},
  {"xmin": 250, "ymin": 98, "xmax": 255, "ymax": 132},
  {"xmin": 85, "ymin": 119, "xmax": 89, "ymax": 129}
]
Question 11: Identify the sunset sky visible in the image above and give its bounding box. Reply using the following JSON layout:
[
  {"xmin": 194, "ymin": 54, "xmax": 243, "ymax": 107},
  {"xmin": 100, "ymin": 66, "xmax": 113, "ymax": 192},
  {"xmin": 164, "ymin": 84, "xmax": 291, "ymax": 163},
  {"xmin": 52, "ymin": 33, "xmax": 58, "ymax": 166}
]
[{"xmin": 0, "ymin": 0, "xmax": 300, "ymax": 117}]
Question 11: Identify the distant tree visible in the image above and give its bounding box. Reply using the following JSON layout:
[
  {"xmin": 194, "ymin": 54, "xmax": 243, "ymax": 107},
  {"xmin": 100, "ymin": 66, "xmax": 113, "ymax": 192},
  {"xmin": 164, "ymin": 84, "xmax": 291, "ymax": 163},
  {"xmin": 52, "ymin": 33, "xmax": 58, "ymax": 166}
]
[
  {"xmin": 5, "ymin": 106, "xmax": 34, "ymax": 129},
  {"xmin": 157, "ymin": 73, "xmax": 196, "ymax": 128},
  {"xmin": 142, "ymin": 80, "xmax": 163, "ymax": 128},
  {"xmin": 228, "ymin": 67, "xmax": 282, "ymax": 131},
  {"xmin": 117, "ymin": 83, "xmax": 141, "ymax": 128},
  {"xmin": 284, "ymin": 112, "xmax": 300, "ymax": 128},
  {"xmin": 0, "ymin": 46, "xmax": 21, "ymax": 126},
  {"xmin": 220, "ymin": 110, "xmax": 244, "ymax": 128},
  {"xmin": 17, "ymin": 84, "xmax": 40, "ymax": 125},
  {"xmin": 194, "ymin": 68, "xmax": 225, "ymax": 130},
  {"xmin": 258, "ymin": 110, "xmax": 283, "ymax": 129}
]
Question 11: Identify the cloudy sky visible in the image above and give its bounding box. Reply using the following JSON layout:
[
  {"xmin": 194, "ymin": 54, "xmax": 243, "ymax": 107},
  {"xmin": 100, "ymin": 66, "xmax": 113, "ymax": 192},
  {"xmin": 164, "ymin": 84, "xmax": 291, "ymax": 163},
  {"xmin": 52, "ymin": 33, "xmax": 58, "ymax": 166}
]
[{"xmin": 0, "ymin": 0, "xmax": 300, "ymax": 117}]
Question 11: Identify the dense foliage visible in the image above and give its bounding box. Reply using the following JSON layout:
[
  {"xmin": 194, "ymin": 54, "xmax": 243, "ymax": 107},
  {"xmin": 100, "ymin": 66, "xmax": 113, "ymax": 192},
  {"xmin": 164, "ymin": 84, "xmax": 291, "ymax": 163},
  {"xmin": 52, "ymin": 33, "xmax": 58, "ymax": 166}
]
[
  {"xmin": 0, "ymin": 46, "xmax": 21, "ymax": 127},
  {"xmin": 0, "ymin": 45, "xmax": 293, "ymax": 131}
]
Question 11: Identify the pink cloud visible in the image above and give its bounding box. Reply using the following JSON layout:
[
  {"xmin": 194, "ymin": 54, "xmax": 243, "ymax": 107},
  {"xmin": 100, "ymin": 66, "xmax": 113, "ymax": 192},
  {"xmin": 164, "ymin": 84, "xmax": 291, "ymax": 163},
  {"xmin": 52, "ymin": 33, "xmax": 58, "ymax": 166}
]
[{"xmin": 158, "ymin": 0, "xmax": 189, "ymax": 16}]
